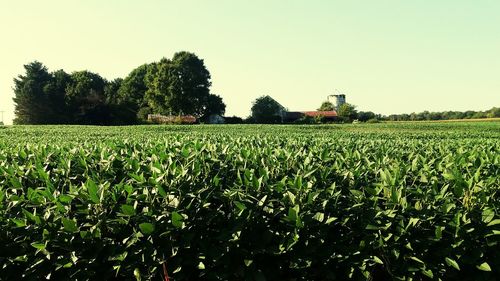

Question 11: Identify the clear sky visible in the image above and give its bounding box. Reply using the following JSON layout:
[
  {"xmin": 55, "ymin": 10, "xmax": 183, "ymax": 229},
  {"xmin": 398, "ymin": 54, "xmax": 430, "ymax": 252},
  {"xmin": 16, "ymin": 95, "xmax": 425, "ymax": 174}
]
[{"xmin": 1, "ymin": 0, "xmax": 499, "ymax": 124}]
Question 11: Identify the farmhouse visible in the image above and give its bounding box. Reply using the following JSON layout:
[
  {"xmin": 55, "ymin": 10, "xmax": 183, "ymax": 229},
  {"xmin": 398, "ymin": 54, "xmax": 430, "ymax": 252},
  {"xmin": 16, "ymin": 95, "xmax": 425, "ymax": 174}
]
[{"xmin": 277, "ymin": 93, "xmax": 345, "ymax": 123}]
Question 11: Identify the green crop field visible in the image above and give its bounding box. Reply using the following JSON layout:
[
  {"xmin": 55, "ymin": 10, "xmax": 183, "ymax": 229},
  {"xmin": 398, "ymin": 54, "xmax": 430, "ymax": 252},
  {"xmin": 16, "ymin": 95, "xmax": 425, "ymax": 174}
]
[{"xmin": 0, "ymin": 122, "xmax": 499, "ymax": 280}]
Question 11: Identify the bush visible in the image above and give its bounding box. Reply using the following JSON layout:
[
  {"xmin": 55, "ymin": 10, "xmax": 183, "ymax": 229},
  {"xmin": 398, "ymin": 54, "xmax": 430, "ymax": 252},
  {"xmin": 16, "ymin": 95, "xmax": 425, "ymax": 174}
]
[{"xmin": 366, "ymin": 118, "xmax": 380, "ymax": 123}]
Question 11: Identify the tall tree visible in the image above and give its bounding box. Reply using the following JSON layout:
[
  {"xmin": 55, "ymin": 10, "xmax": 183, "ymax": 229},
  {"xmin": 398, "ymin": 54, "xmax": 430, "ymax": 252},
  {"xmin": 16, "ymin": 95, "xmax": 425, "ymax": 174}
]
[
  {"xmin": 337, "ymin": 103, "xmax": 358, "ymax": 122},
  {"xmin": 251, "ymin": 95, "xmax": 285, "ymax": 123},
  {"xmin": 65, "ymin": 71, "xmax": 109, "ymax": 125},
  {"xmin": 145, "ymin": 52, "xmax": 224, "ymax": 117},
  {"xmin": 13, "ymin": 53, "xmax": 228, "ymax": 125},
  {"xmin": 104, "ymin": 78, "xmax": 123, "ymax": 105},
  {"xmin": 204, "ymin": 94, "xmax": 226, "ymax": 116},
  {"xmin": 44, "ymin": 69, "xmax": 72, "ymax": 123},
  {"xmin": 118, "ymin": 64, "xmax": 151, "ymax": 122},
  {"xmin": 105, "ymin": 78, "xmax": 132, "ymax": 125},
  {"xmin": 13, "ymin": 61, "xmax": 52, "ymax": 124},
  {"xmin": 317, "ymin": 101, "xmax": 335, "ymax": 111}
]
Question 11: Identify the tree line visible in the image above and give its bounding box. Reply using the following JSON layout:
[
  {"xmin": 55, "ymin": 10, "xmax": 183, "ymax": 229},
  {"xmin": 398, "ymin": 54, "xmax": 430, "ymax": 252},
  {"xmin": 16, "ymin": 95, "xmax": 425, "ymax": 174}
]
[
  {"xmin": 315, "ymin": 100, "xmax": 500, "ymax": 122},
  {"xmin": 13, "ymin": 52, "xmax": 225, "ymax": 125},
  {"xmin": 381, "ymin": 108, "xmax": 500, "ymax": 122},
  {"xmin": 248, "ymin": 97, "xmax": 500, "ymax": 124}
]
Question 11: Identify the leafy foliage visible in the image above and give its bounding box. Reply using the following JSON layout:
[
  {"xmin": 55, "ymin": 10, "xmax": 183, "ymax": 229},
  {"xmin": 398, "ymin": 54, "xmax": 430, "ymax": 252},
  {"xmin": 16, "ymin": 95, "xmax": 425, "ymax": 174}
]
[
  {"xmin": 0, "ymin": 122, "xmax": 499, "ymax": 280},
  {"xmin": 144, "ymin": 52, "xmax": 225, "ymax": 118},
  {"xmin": 317, "ymin": 101, "xmax": 335, "ymax": 111},
  {"xmin": 12, "ymin": 61, "xmax": 53, "ymax": 124},
  {"xmin": 337, "ymin": 103, "xmax": 358, "ymax": 122},
  {"xmin": 12, "ymin": 53, "xmax": 226, "ymax": 125},
  {"xmin": 251, "ymin": 95, "xmax": 285, "ymax": 123}
]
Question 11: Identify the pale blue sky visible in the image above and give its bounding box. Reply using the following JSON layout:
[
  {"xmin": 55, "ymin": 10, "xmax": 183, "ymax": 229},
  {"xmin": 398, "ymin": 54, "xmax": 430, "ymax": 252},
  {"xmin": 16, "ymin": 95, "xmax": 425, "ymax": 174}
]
[{"xmin": 1, "ymin": 1, "xmax": 499, "ymax": 124}]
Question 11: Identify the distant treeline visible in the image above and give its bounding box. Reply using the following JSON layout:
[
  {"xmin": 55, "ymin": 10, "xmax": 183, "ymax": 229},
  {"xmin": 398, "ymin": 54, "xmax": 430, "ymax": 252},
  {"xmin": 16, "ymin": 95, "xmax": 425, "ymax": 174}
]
[
  {"xmin": 380, "ymin": 108, "xmax": 500, "ymax": 122},
  {"xmin": 13, "ymin": 52, "xmax": 225, "ymax": 125}
]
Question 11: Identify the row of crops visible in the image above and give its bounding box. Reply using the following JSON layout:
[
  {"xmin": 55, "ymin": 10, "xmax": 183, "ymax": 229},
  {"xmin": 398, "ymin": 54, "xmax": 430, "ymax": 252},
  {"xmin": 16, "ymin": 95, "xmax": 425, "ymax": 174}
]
[{"xmin": 0, "ymin": 123, "xmax": 499, "ymax": 280}]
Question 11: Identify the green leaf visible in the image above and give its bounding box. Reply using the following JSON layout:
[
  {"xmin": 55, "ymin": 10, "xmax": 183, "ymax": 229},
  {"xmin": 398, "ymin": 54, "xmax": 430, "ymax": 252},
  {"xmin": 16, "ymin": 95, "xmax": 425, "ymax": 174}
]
[
  {"xmin": 23, "ymin": 209, "xmax": 41, "ymax": 224},
  {"xmin": 445, "ymin": 257, "xmax": 460, "ymax": 270},
  {"xmin": 171, "ymin": 212, "xmax": 184, "ymax": 229},
  {"xmin": 134, "ymin": 268, "xmax": 141, "ymax": 281},
  {"xmin": 10, "ymin": 177, "xmax": 22, "ymax": 188},
  {"xmin": 476, "ymin": 262, "xmax": 491, "ymax": 272},
  {"xmin": 421, "ymin": 269, "xmax": 433, "ymax": 278},
  {"xmin": 121, "ymin": 204, "xmax": 135, "ymax": 216},
  {"xmin": 139, "ymin": 223, "xmax": 155, "ymax": 234},
  {"xmin": 86, "ymin": 179, "xmax": 100, "ymax": 204},
  {"xmin": 62, "ymin": 218, "xmax": 78, "ymax": 233},
  {"xmin": 11, "ymin": 218, "xmax": 26, "ymax": 227},
  {"xmin": 325, "ymin": 217, "xmax": 338, "ymax": 225},
  {"xmin": 287, "ymin": 205, "xmax": 300, "ymax": 225},
  {"xmin": 406, "ymin": 217, "xmax": 420, "ymax": 229},
  {"xmin": 58, "ymin": 194, "xmax": 72, "ymax": 204},
  {"xmin": 486, "ymin": 219, "xmax": 500, "ymax": 227},
  {"xmin": 198, "ymin": 261, "xmax": 205, "ymax": 270},
  {"xmin": 31, "ymin": 242, "xmax": 45, "ymax": 250},
  {"xmin": 373, "ymin": 256, "xmax": 384, "ymax": 264},
  {"xmin": 234, "ymin": 201, "xmax": 247, "ymax": 211},
  {"xmin": 482, "ymin": 208, "xmax": 495, "ymax": 223},
  {"xmin": 313, "ymin": 212, "xmax": 325, "ymax": 222},
  {"xmin": 157, "ymin": 186, "xmax": 167, "ymax": 197},
  {"xmin": 435, "ymin": 226, "xmax": 444, "ymax": 240},
  {"xmin": 410, "ymin": 256, "xmax": 425, "ymax": 264}
]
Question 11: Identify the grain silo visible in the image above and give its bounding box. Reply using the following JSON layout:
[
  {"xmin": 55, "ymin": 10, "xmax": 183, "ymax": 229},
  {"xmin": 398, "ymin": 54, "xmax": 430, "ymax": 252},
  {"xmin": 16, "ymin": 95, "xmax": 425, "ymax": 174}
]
[{"xmin": 328, "ymin": 93, "xmax": 346, "ymax": 110}]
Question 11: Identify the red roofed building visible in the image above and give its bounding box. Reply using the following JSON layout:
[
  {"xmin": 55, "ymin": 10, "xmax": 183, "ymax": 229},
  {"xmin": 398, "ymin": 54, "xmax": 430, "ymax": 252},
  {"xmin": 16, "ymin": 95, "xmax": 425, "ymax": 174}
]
[{"xmin": 302, "ymin": 111, "xmax": 338, "ymax": 118}]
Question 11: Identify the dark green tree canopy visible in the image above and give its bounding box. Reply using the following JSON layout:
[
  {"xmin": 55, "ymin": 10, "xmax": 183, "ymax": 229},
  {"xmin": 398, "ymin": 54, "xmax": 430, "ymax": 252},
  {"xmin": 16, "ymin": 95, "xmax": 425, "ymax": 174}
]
[
  {"xmin": 337, "ymin": 103, "xmax": 358, "ymax": 121},
  {"xmin": 251, "ymin": 95, "xmax": 285, "ymax": 124},
  {"xmin": 12, "ymin": 52, "xmax": 227, "ymax": 125},
  {"xmin": 145, "ymin": 52, "xmax": 224, "ymax": 118},
  {"xmin": 65, "ymin": 71, "xmax": 111, "ymax": 124},
  {"xmin": 43, "ymin": 69, "xmax": 72, "ymax": 123},
  {"xmin": 65, "ymin": 71, "xmax": 106, "ymax": 103},
  {"xmin": 357, "ymin": 111, "xmax": 377, "ymax": 122},
  {"xmin": 118, "ymin": 64, "xmax": 150, "ymax": 111},
  {"xmin": 104, "ymin": 78, "xmax": 123, "ymax": 105},
  {"xmin": 116, "ymin": 63, "xmax": 154, "ymax": 123},
  {"xmin": 317, "ymin": 101, "xmax": 335, "ymax": 111},
  {"xmin": 204, "ymin": 94, "xmax": 226, "ymax": 116},
  {"xmin": 13, "ymin": 61, "xmax": 52, "ymax": 124}
]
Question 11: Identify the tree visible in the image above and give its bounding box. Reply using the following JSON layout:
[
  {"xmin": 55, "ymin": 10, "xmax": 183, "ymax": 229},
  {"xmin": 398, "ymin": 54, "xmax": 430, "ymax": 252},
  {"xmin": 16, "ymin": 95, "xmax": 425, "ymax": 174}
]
[
  {"xmin": 337, "ymin": 103, "xmax": 358, "ymax": 122},
  {"xmin": 44, "ymin": 69, "xmax": 72, "ymax": 123},
  {"xmin": 118, "ymin": 64, "xmax": 151, "ymax": 122},
  {"xmin": 317, "ymin": 101, "xmax": 334, "ymax": 111},
  {"xmin": 12, "ymin": 53, "xmax": 227, "ymax": 125},
  {"xmin": 357, "ymin": 111, "xmax": 376, "ymax": 122},
  {"xmin": 104, "ymin": 78, "xmax": 123, "ymax": 105},
  {"xmin": 251, "ymin": 95, "xmax": 285, "ymax": 123},
  {"xmin": 204, "ymin": 94, "xmax": 226, "ymax": 116},
  {"xmin": 65, "ymin": 71, "xmax": 109, "ymax": 125},
  {"xmin": 486, "ymin": 107, "xmax": 500, "ymax": 118},
  {"xmin": 13, "ymin": 61, "xmax": 52, "ymax": 124},
  {"xmin": 145, "ymin": 52, "xmax": 224, "ymax": 118},
  {"xmin": 105, "ymin": 78, "xmax": 135, "ymax": 125}
]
